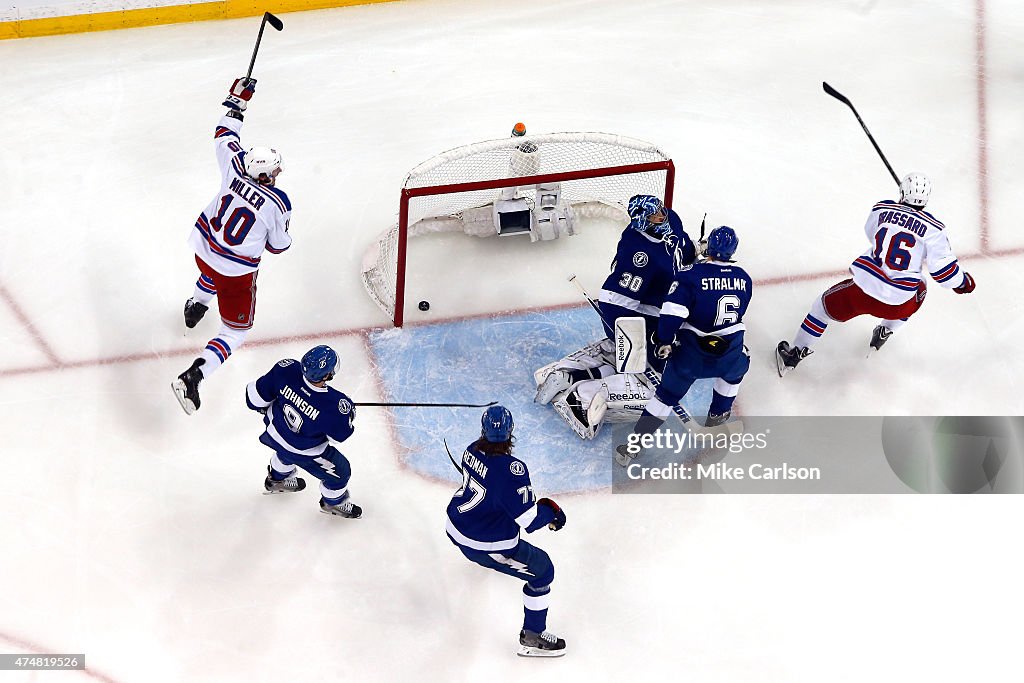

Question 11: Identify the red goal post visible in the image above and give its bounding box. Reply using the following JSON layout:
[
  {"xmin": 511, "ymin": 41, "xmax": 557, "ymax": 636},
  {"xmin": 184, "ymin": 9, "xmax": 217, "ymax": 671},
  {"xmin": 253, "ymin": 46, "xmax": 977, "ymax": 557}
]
[{"xmin": 361, "ymin": 133, "xmax": 675, "ymax": 327}]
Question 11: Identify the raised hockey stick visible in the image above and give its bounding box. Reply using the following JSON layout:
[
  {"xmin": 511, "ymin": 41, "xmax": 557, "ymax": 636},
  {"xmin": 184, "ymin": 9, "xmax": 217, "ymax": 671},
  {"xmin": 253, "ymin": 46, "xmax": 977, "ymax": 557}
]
[
  {"xmin": 566, "ymin": 274, "xmax": 695, "ymax": 425},
  {"xmin": 246, "ymin": 12, "xmax": 284, "ymax": 80},
  {"xmin": 443, "ymin": 439, "xmax": 464, "ymax": 475},
  {"xmin": 822, "ymin": 81, "xmax": 901, "ymax": 187},
  {"xmin": 353, "ymin": 401, "xmax": 498, "ymax": 408}
]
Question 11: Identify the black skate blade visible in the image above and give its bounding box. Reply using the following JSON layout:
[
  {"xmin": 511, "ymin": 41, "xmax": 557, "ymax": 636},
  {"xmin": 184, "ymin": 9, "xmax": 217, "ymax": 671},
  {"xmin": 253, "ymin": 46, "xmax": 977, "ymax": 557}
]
[{"xmin": 171, "ymin": 380, "xmax": 197, "ymax": 415}]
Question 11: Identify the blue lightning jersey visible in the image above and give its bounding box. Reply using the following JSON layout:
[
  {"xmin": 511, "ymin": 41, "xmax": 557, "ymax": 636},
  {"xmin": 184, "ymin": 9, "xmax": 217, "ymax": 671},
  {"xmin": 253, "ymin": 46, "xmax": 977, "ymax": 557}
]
[
  {"xmin": 658, "ymin": 260, "xmax": 753, "ymax": 354},
  {"xmin": 245, "ymin": 359, "xmax": 356, "ymax": 456},
  {"xmin": 597, "ymin": 209, "xmax": 696, "ymax": 322},
  {"xmin": 446, "ymin": 443, "xmax": 553, "ymax": 552}
]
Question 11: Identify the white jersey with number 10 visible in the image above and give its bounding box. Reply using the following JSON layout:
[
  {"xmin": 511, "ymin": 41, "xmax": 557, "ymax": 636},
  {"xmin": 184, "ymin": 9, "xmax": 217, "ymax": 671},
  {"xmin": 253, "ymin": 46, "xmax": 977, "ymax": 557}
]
[{"xmin": 188, "ymin": 114, "xmax": 293, "ymax": 277}]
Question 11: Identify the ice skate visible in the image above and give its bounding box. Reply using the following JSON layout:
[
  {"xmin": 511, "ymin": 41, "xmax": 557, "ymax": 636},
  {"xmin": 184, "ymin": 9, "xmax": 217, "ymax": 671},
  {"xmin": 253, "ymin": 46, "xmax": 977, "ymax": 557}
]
[
  {"xmin": 535, "ymin": 369, "xmax": 571, "ymax": 404},
  {"xmin": 183, "ymin": 298, "xmax": 209, "ymax": 329},
  {"xmin": 171, "ymin": 358, "xmax": 205, "ymax": 415},
  {"xmin": 776, "ymin": 341, "xmax": 812, "ymax": 377},
  {"xmin": 517, "ymin": 629, "xmax": 566, "ymax": 658},
  {"xmin": 868, "ymin": 325, "xmax": 893, "ymax": 356},
  {"xmin": 705, "ymin": 411, "xmax": 731, "ymax": 428},
  {"xmin": 614, "ymin": 443, "xmax": 639, "ymax": 467},
  {"xmin": 263, "ymin": 466, "xmax": 306, "ymax": 494},
  {"xmin": 319, "ymin": 496, "xmax": 362, "ymax": 519}
]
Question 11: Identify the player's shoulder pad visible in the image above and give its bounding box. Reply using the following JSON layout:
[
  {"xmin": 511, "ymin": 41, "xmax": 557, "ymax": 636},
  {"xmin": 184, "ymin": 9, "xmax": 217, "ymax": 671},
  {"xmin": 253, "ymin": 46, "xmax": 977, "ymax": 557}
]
[
  {"xmin": 616, "ymin": 230, "xmax": 654, "ymax": 269},
  {"xmin": 508, "ymin": 459, "xmax": 530, "ymax": 477},
  {"xmin": 276, "ymin": 358, "xmax": 299, "ymax": 369},
  {"xmin": 330, "ymin": 391, "xmax": 355, "ymax": 416}
]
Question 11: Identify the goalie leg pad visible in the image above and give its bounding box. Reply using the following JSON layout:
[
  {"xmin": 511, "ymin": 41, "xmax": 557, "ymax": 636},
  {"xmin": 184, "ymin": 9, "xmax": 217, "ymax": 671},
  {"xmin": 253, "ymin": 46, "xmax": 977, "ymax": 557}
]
[
  {"xmin": 552, "ymin": 393, "xmax": 598, "ymax": 440},
  {"xmin": 532, "ymin": 338, "xmax": 615, "ymax": 388}
]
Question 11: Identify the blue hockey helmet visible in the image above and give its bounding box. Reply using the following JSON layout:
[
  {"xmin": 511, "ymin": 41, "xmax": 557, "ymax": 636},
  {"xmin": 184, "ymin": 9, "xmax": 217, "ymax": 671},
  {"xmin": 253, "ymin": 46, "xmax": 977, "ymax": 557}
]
[
  {"xmin": 627, "ymin": 194, "xmax": 670, "ymax": 236},
  {"xmin": 301, "ymin": 345, "xmax": 339, "ymax": 383},
  {"xmin": 706, "ymin": 225, "xmax": 739, "ymax": 261},
  {"xmin": 481, "ymin": 405, "xmax": 515, "ymax": 443}
]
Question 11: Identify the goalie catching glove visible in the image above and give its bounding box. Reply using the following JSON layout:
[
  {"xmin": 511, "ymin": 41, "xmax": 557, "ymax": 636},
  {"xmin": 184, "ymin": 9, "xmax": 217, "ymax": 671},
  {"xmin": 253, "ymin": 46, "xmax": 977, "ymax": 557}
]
[{"xmin": 223, "ymin": 77, "xmax": 257, "ymax": 112}]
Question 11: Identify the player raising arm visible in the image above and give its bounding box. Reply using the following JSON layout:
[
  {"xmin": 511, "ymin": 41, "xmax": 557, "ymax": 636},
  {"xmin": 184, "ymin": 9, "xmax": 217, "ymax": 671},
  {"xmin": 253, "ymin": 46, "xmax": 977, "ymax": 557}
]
[
  {"xmin": 446, "ymin": 406, "xmax": 568, "ymax": 657},
  {"xmin": 246, "ymin": 346, "xmax": 362, "ymax": 518},
  {"xmin": 172, "ymin": 77, "xmax": 293, "ymax": 414},
  {"xmin": 776, "ymin": 173, "xmax": 975, "ymax": 375}
]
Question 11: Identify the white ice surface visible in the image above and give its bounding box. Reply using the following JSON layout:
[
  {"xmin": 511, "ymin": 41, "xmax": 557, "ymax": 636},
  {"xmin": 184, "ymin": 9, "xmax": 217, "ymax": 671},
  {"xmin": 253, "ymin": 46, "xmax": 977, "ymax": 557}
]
[{"xmin": 0, "ymin": 1, "xmax": 1022, "ymax": 681}]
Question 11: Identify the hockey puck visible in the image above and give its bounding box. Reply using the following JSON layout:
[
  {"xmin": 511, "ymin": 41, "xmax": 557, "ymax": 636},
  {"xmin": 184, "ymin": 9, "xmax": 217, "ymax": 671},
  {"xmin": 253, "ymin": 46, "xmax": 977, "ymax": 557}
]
[{"xmin": 418, "ymin": 300, "xmax": 430, "ymax": 311}]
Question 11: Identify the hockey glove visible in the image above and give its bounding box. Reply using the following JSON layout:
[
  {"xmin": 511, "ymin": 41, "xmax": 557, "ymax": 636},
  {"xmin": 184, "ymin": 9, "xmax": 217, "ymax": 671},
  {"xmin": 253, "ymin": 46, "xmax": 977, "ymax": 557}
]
[
  {"xmin": 537, "ymin": 497, "xmax": 566, "ymax": 531},
  {"xmin": 650, "ymin": 332, "xmax": 673, "ymax": 360},
  {"xmin": 223, "ymin": 77, "xmax": 257, "ymax": 112},
  {"xmin": 953, "ymin": 272, "xmax": 976, "ymax": 294}
]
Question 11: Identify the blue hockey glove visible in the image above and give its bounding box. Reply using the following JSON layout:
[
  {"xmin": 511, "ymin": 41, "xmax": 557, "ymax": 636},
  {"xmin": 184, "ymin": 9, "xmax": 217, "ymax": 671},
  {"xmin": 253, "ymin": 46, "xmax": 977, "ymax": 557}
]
[{"xmin": 537, "ymin": 498, "xmax": 566, "ymax": 531}]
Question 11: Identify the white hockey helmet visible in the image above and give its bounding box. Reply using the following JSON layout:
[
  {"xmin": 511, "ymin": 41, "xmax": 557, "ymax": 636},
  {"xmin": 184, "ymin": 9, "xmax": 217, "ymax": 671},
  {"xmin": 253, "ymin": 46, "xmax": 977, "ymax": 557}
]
[
  {"xmin": 244, "ymin": 146, "xmax": 284, "ymax": 184},
  {"xmin": 899, "ymin": 172, "xmax": 931, "ymax": 208}
]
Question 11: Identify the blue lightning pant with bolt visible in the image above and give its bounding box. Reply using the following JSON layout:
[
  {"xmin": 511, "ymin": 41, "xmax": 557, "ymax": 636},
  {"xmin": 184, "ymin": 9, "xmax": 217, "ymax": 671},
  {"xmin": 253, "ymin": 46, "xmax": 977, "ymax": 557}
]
[{"xmin": 261, "ymin": 434, "xmax": 352, "ymax": 504}]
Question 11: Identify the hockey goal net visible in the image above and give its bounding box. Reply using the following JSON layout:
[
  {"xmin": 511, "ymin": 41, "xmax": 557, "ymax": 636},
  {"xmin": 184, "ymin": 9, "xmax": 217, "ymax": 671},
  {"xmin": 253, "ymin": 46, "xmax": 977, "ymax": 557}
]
[{"xmin": 361, "ymin": 132, "xmax": 675, "ymax": 326}]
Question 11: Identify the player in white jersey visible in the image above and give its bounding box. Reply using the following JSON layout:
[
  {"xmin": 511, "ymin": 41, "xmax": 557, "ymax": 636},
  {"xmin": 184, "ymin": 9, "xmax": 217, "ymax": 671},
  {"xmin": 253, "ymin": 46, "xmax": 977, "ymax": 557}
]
[
  {"xmin": 776, "ymin": 173, "xmax": 976, "ymax": 375},
  {"xmin": 172, "ymin": 77, "xmax": 293, "ymax": 414}
]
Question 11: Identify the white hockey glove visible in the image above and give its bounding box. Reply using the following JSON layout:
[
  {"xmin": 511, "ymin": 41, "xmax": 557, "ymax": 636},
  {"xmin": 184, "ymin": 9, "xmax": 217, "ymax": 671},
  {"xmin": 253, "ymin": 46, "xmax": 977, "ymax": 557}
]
[{"xmin": 223, "ymin": 77, "xmax": 257, "ymax": 112}]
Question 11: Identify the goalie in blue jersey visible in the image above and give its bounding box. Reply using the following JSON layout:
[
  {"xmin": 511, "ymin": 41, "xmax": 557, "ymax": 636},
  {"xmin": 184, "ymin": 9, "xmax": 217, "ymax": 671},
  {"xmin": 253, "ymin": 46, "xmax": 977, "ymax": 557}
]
[
  {"xmin": 446, "ymin": 406, "xmax": 568, "ymax": 657},
  {"xmin": 534, "ymin": 194, "xmax": 696, "ymax": 439}
]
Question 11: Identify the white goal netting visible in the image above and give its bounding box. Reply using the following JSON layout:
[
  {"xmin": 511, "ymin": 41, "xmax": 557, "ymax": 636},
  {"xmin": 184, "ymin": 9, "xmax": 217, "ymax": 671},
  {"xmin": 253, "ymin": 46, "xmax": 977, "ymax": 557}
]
[{"xmin": 361, "ymin": 132, "xmax": 673, "ymax": 325}]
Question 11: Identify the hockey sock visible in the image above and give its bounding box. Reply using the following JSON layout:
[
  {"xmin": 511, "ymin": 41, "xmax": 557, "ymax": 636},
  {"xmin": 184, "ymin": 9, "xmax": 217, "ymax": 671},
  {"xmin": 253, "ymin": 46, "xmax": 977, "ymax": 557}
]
[
  {"xmin": 320, "ymin": 483, "xmax": 349, "ymax": 506},
  {"xmin": 198, "ymin": 326, "xmax": 249, "ymax": 379},
  {"xmin": 709, "ymin": 378, "xmax": 741, "ymax": 415},
  {"xmin": 523, "ymin": 584, "xmax": 551, "ymax": 633},
  {"xmin": 793, "ymin": 296, "xmax": 834, "ymax": 349},
  {"xmin": 633, "ymin": 408, "xmax": 667, "ymax": 436},
  {"xmin": 269, "ymin": 453, "xmax": 297, "ymax": 480},
  {"xmin": 192, "ymin": 274, "xmax": 217, "ymax": 306},
  {"xmin": 879, "ymin": 317, "xmax": 909, "ymax": 333}
]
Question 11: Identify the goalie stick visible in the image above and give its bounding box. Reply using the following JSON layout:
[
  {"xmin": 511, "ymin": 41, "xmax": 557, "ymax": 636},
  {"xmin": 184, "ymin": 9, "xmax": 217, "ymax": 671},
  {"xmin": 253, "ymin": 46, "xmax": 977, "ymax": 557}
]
[
  {"xmin": 822, "ymin": 81, "xmax": 901, "ymax": 187},
  {"xmin": 567, "ymin": 274, "xmax": 695, "ymax": 426},
  {"xmin": 246, "ymin": 12, "xmax": 284, "ymax": 80}
]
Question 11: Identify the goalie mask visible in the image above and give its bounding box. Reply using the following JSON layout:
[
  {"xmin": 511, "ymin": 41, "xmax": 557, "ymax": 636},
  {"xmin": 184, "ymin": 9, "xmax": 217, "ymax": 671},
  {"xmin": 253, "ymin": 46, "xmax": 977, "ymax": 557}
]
[{"xmin": 627, "ymin": 194, "xmax": 670, "ymax": 237}]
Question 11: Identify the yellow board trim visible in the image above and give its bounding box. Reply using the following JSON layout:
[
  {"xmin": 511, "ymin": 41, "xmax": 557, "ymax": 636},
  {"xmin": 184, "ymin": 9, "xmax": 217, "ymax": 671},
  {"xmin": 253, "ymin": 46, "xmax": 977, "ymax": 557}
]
[{"xmin": 0, "ymin": 0, "xmax": 399, "ymax": 40}]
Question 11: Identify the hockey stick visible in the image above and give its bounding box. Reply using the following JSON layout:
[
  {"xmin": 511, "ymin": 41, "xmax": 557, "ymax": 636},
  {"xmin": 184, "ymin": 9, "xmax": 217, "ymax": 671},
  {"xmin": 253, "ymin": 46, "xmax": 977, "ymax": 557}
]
[
  {"xmin": 822, "ymin": 81, "xmax": 901, "ymax": 187},
  {"xmin": 566, "ymin": 274, "xmax": 695, "ymax": 425},
  {"xmin": 443, "ymin": 439, "xmax": 464, "ymax": 475},
  {"xmin": 246, "ymin": 12, "xmax": 284, "ymax": 80},
  {"xmin": 353, "ymin": 401, "xmax": 498, "ymax": 408}
]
